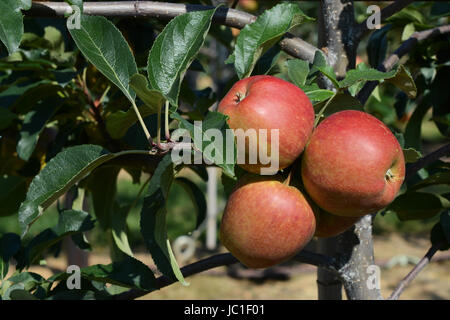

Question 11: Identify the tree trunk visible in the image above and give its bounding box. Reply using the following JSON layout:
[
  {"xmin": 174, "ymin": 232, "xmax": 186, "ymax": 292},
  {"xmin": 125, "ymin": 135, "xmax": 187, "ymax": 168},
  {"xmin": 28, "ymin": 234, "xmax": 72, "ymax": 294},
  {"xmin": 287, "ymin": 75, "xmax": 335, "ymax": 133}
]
[{"xmin": 316, "ymin": 0, "xmax": 382, "ymax": 300}]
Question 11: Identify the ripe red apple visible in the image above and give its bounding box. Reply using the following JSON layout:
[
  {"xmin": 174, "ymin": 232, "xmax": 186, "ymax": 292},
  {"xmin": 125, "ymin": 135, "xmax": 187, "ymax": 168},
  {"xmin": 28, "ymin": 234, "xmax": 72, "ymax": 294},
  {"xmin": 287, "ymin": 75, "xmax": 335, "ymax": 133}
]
[
  {"xmin": 220, "ymin": 175, "xmax": 316, "ymax": 268},
  {"xmin": 301, "ymin": 110, "xmax": 405, "ymax": 217},
  {"xmin": 314, "ymin": 208, "xmax": 359, "ymax": 238},
  {"xmin": 218, "ymin": 75, "xmax": 314, "ymax": 175}
]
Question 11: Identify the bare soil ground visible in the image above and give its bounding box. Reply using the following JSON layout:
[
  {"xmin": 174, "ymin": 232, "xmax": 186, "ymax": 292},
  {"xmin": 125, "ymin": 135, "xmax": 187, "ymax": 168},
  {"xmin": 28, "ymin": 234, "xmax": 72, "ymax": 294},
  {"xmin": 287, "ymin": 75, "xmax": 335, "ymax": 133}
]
[{"xmin": 19, "ymin": 234, "xmax": 450, "ymax": 300}]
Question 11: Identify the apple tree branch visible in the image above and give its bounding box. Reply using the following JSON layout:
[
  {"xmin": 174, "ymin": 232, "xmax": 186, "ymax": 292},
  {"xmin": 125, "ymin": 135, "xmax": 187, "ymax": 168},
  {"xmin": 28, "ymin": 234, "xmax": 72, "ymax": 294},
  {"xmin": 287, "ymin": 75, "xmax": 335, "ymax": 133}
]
[
  {"xmin": 27, "ymin": 1, "xmax": 321, "ymax": 63},
  {"xmin": 112, "ymin": 250, "xmax": 339, "ymax": 300}
]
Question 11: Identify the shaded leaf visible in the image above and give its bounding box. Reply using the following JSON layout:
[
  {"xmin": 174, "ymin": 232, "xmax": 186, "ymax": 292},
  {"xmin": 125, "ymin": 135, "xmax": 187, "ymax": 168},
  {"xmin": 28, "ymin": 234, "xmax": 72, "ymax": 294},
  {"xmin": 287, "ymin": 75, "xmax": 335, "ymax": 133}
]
[
  {"xmin": 129, "ymin": 74, "xmax": 165, "ymax": 114},
  {"xmin": 175, "ymin": 177, "xmax": 207, "ymax": 229},
  {"xmin": 0, "ymin": 175, "xmax": 27, "ymax": 217},
  {"xmin": 403, "ymin": 148, "xmax": 422, "ymax": 164},
  {"xmin": 140, "ymin": 155, "xmax": 187, "ymax": 285},
  {"xmin": 388, "ymin": 192, "xmax": 445, "ymax": 221},
  {"xmin": 411, "ymin": 172, "xmax": 450, "ymax": 191},
  {"xmin": 0, "ymin": 233, "xmax": 21, "ymax": 280},
  {"xmin": 17, "ymin": 96, "xmax": 62, "ymax": 161}
]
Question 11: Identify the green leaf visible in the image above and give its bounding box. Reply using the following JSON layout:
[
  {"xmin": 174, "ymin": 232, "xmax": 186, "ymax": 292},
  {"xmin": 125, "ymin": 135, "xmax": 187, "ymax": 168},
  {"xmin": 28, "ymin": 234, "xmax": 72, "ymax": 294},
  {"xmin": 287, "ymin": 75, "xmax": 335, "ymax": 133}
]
[
  {"xmin": 403, "ymin": 148, "xmax": 422, "ymax": 164},
  {"xmin": 1, "ymin": 233, "xmax": 21, "ymax": 280},
  {"xmin": 17, "ymin": 96, "xmax": 62, "ymax": 161},
  {"xmin": 310, "ymin": 50, "xmax": 339, "ymax": 88},
  {"xmin": 111, "ymin": 203, "xmax": 134, "ymax": 258},
  {"xmin": 230, "ymin": 2, "xmax": 313, "ymax": 79},
  {"xmin": 367, "ymin": 25, "xmax": 390, "ymax": 68},
  {"xmin": 404, "ymin": 93, "xmax": 431, "ymax": 152},
  {"xmin": 7, "ymin": 272, "xmax": 46, "ymax": 292},
  {"xmin": 313, "ymin": 92, "xmax": 363, "ymax": 121},
  {"xmin": 85, "ymin": 167, "xmax": 120, "ymax": 230},
  {"xmin": 129, "ymin": 74, "xmax": 165, "ymax": 114},
  {"xmin": 431, "ymin": 66, "xmax": 450, "ymax": 138},
  {"xmin": 19, "ymin": 210, "xmax": 95, "ymax": 268},
  {"xmin": 385, "ymin": 65, "xmax": 417, "ymax": 99},
  {"xmin": 286, "ymin": 59, "xmax": 310, "ymax": 87},
  {"xmin": 387, "ymin": 192, "xmax": 445, "ymax": 221},
  {"xmin": 410, "ymin": 172, "xmax": 450, "ymax": 191},
  {"xmin": 175, "ymin": 177, "xmax": 207, "ymax": 229},
  {"xmin": 0, "ymin": 0, "xmax": 30, "ymax": 55},
  {"xmin": 68, "ymin": 14, "xmax": 138, "ymax": 103},
  {"xmin": 18, "ymin": 145, "xmax": 149, "ymax": 236},
  {"xmin": 305, "ymin": 89, "xmax": 335, "ymax": 104},
  {"xmin": 50, "ymin": 256, "xmax": 156, "ymax": 291},
  {"xmin": 0, "ymin": 107, "xmax": 17, "ymax": 130},
  {"xmin": 106, "ymin": 104, "xmax": 157, "ymax": 139},
  {"xmin": 0, "ymin": 175, "xmax": 27, "ymax": 217},
  {"xmin": 339, "ymin": 68, "xmax": 398, "ymax": 88},
  {"xmin": 401, "ymin": 23, "xmax": 415, "ymax": 41},
  {"xmin": 147, "ymin": 8, "xmax": 218, "ymax": 107},
  {"xmin": 171, "ymin": 111, "xmax": 236, "ymax": 177},
  {"xmin": 431, "ymin": 211, "xmax": 450, "ymax": 251},
  {"xmin": 140, "ymin": 155, "xmax": 187, "ymax": 285}
]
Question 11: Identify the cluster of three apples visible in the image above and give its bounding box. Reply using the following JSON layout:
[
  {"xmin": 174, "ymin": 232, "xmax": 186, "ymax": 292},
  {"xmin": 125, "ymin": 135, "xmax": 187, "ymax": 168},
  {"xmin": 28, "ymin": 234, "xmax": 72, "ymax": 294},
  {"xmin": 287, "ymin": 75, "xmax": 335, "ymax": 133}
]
[{"xmin": 217, "ymin": 75, "xmax": 405, "ymax": 268}]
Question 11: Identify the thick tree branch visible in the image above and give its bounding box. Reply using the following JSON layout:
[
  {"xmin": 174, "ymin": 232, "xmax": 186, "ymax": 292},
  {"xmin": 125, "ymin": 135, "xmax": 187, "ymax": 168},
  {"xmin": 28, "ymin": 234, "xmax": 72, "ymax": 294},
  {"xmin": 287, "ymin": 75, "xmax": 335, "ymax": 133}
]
[
  {"xmin": 388, "ymin": 244, "xmax": 440, "ymax": 300},
  {"xmin": 357, "ymin": 25, "xmax": 450, "ymax": 105},
  {"xmin": 405, "ymin": 143, "xmax": 450, "ymax": 182},
  {"xmin": 28, "ymin": 1, "xmax": 320, "ymax": 63},
  {"xmin": 354, "ymin": 0, "xmax": 414, "ymax": 41},
  {"xmin": 112, "ymin": 250, "xmax": 338, "ymax": 300}
]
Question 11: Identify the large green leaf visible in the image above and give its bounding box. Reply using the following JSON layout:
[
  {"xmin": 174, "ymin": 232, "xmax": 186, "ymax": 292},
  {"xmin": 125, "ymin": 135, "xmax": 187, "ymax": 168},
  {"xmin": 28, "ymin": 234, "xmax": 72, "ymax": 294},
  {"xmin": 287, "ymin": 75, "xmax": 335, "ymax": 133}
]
[
  {"xmin": 68, "ymin": 14, "xmax": 138, "ymax": 102},
  {"xmin": 230, "ymin": 2, "xmax": 312, "ymax": 79},
  {"xmin": 147, "ymin": 8, "xmax": 217, "ymax": 107},
  {"xmin": 387, "ymin": 192, "xmax": 445, "ymax": 221},
  {"xmin": 171, "ymin": 111, "xmax": 236, "ymax": 177},
  {"xmin": 0, "ymin": 0, "xmax": 31, "ymax": 55},
  {"xmin": 286, "ymin": 59, "xmax": 310, "ymax": 88},
  {"xmin": 140, "ymin": 155, "xmax": 187, "ymax": 285},
  {"xmin": 18, "ymin": 145, "xmax": 149, "ymax": 236}
]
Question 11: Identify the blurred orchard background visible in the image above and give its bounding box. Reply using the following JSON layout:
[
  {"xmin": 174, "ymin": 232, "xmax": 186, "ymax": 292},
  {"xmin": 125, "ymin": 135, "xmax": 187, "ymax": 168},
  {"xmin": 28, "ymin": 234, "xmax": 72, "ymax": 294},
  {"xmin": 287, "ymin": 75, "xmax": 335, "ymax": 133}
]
[{"xmin": 0, "ymin": 0, "xmax": 449, "ymax": 299}]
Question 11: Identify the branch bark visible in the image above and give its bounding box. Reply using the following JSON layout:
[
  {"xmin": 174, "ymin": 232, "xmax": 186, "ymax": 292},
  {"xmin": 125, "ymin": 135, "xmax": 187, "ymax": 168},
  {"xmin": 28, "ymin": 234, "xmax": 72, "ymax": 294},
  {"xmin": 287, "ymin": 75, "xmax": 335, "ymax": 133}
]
[
  {"xmin": 28, "ymin": 1, "xmax": 321, "ymax": 63},
  {"xmin": 357, "ymin": 25, "xmax": 450, "ymax": 105},
  {"xmin": 354, "ymin": 0, "xmax": 414, "ymax": 41},
  {"xmin": 112, "ymin": 250, "xmax": 338, "ymax": 300},
  {"xmin": 388, "ymin": 244, "xmax": 440, "ymax": 300}
]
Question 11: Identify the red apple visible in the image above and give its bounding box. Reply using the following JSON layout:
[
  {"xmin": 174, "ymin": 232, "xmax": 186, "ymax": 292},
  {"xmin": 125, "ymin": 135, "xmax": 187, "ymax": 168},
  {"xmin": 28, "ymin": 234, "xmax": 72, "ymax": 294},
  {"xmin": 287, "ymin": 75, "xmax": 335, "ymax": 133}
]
[
  {"xmin": 218, "ymin": 75, "xmax": 314, "ymax": 175},
  {"xmin": 301, "ymin": 110, "xmax": 405, "ymax": 217},
  {"xmin": 220, "ymin": 175, "xmax": 316, "ymax": 268},
  {"xmin": 314, "ymin": 208, "xmax": 359, "ymax": 238}
]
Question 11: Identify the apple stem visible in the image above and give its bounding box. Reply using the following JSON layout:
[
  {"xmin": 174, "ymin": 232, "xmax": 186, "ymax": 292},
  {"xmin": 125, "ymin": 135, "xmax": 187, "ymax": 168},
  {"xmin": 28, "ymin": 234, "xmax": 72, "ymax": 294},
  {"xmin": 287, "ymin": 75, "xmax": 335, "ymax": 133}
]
[{"xmin": 314, "ymin": 92, "xmax": 337, "ymax": 127}]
